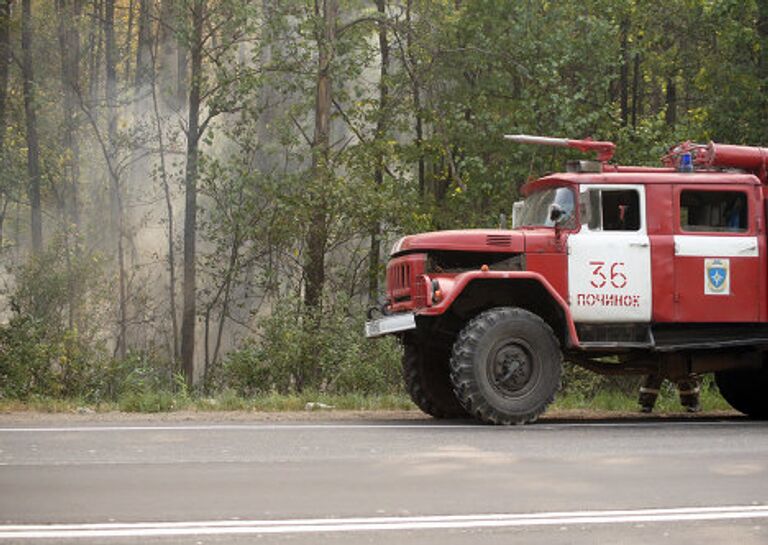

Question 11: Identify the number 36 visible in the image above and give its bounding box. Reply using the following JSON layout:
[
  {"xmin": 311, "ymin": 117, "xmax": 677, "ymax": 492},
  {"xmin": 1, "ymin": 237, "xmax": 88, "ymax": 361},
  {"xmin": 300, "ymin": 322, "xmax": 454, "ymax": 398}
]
[{"xmin": 589, "ymin": 261, "xmax": 627, "ymax": 289}]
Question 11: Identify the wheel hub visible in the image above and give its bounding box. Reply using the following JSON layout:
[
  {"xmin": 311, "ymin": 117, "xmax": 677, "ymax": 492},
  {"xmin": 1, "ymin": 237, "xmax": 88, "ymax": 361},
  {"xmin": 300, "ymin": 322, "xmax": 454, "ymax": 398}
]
[{"xmin": 491, "ymin": 343, "xmax": 533, "ymax": 394}]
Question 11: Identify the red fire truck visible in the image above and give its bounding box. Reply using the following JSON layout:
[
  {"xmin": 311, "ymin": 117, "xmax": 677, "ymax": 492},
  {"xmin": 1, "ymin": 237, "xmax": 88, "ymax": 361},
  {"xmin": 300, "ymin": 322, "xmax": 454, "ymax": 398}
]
[{"xmin": 365, "ymin": 135, "xmax": 768, "ymax": 424}]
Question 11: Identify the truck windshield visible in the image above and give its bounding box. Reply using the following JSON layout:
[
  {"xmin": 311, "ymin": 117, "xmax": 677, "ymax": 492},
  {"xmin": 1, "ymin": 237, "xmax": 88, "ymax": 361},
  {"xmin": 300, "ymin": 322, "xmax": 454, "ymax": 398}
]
[{"xmin": 516, "ymin": 187, "xmax": 576, "ymax": 228}]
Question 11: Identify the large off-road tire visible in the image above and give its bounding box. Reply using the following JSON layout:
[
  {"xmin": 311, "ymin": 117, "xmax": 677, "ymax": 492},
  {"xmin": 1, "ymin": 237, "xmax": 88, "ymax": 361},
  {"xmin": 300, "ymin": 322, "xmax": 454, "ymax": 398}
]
[
  {"xmin": 403, "ymin": 340, "xmax": 468, "ymax": 419},
  {"xmin": 715, "ymin": 366, "xmax": 768, "ymax": 419},
  {"xmin": 450, "ymin": 307, "xmax": 562, "ymax": 425}
]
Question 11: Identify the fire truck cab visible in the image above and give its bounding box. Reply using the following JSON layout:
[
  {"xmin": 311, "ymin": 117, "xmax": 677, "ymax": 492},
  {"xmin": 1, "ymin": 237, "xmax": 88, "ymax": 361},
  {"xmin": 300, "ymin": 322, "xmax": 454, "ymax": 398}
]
[{"xmin": 366, "ymin": 137, "xmax": 768, "ymax": 425}]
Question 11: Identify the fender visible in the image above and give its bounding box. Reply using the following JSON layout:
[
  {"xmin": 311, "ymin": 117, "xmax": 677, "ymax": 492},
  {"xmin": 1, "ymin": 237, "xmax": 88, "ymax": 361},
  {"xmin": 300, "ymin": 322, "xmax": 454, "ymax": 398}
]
[{"xmin": 418, "ymin": 270, "xmax": 581, "ymax": 348}]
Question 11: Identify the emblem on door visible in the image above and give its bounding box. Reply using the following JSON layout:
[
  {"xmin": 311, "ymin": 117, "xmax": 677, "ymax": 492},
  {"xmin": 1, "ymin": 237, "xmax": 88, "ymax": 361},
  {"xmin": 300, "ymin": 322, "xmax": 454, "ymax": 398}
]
[{"xmin": 704, "ymin": 258, "xmax": 730, "ymax": 295}]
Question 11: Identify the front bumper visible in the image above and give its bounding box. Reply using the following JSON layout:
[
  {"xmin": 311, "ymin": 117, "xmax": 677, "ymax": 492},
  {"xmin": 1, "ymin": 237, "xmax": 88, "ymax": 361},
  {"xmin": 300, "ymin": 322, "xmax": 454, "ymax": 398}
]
[{"xmin": 365, "ymin": 313, "xmax": 417, "ymax": 338}]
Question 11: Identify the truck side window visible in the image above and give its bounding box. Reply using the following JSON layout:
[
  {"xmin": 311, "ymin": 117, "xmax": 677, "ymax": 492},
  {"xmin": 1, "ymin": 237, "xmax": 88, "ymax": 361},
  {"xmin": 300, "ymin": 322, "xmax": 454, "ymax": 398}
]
[
  {"xmin": 680, "ymin": 190, "xmax": 747, "ymax": 232},
  {"xmin": 583, "ymin": 189, "xmax": 640, "ymax": 231}
]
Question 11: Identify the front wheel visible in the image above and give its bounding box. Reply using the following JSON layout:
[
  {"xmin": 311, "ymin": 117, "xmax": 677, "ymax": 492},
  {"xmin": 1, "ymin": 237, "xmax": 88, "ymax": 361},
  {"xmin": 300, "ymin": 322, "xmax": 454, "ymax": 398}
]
[{"xmin": 450, "ymin": 307, "xmax": 562, "ymax": 425}]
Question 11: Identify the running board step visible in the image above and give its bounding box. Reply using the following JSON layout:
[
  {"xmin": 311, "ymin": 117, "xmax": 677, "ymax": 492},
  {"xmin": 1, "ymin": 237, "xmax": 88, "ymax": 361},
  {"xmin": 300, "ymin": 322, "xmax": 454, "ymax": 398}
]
[{"xmin": 576, "ymin": 323, "xmax": 768, "ymax": 351}]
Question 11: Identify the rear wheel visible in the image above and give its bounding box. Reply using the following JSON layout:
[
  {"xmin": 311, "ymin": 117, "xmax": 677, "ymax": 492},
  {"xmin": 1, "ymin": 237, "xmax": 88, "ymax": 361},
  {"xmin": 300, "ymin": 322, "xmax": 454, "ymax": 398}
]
[
  {"xmin": 715, "ymin": 365, "xmax": 768, "ymax": 419},
  {"xmin": 450, "ymin": 307, "xmax": 561, "ymax": 425},
  {"xmin": 402, "ymin": 340, "xmax": 468, "ymax": 419}
]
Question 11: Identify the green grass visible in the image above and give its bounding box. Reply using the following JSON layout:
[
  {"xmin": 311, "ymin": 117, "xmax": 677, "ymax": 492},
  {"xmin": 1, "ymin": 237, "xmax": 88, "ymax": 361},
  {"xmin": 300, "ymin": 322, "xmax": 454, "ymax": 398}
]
[
  {"xmin": 118, "ymin": 390, "xmax": 184, "ymax": 413},
  {"xmin": 191, "ymin": 391, "xmax": 416, "ymax": 412},
  {"xmin": 552, "ymin": 383, "xmax": 733, "ymax": 413},
  {"xmin": 0, "ymin": 385, "xmax": 735, "ymax": 415},
  {"xmin": 0, "ymin": 391, "xmax": 416, "ymax": 414}
]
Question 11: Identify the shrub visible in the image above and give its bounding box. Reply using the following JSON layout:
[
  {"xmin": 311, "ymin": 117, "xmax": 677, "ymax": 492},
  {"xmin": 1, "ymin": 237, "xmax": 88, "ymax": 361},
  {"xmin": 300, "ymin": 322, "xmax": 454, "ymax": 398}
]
[
  {"xmin": 218, "ymin": 341, "xmax": 272, "ymax": 396},
  {"xmin": 0, "ymin": 236, "xmax": 114, "ymax": 401},
  {"xmin": 221, "ymin": 296, "xmax": 403, "ymax": 396},
  {"xmin": 109, "ymin": 351, "xmax": 186, "ymax": 410},
  {"xmin": 99, "ymin": 351, "xmax": 178, "ymax": 399},
  {"xmin": 118, "ymin": 390, "xmax": 178, "ymax": 412},
  {"xmin": 0, "ymin": 316, "xmax": 57, "ymax": 399}
]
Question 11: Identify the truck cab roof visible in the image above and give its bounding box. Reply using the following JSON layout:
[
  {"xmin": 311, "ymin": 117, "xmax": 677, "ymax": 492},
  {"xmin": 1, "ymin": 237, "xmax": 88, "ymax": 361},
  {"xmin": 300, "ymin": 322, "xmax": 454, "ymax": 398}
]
[{"xmin": 524, "ymin": 170, "xmax": 762, "ymax": 196}]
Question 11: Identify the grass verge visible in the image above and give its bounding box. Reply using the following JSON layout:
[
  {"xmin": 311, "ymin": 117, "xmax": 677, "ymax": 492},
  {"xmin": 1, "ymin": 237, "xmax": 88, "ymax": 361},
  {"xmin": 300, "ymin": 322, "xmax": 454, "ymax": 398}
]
[
  {"xmin": 0, "ymin": 392, "xmax": 417, "ymax": 414},
  {"xmin": 0, "ymin": 388, "xmax": 736, "ymax": 415},
  {"xmin": 552, "ymin": 383, "xmax": 733, "ymax": 413}
]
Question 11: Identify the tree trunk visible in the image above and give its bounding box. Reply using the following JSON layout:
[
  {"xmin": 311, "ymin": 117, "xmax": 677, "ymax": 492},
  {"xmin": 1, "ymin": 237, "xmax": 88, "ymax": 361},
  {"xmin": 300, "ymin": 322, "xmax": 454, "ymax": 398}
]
[
  {"xmin": 203, "ymin": 225, "xmax": 240, "ymax": 387},
  {"xmin": 122, "ymin": 0, "xmax": 134, "ymax": 80},
  {"xmin": 0, "ymin": 0, "xmax": 10, "ymax": 247},
  {"xmin": 105, "ymin": 0, "xmax": 117, "ymax": 144},
  {"xmin": 57, "ymin": 0, "xmax": 82, "ymax": 229},
  {"xmin": 177, "ymin": 42, "xmax": 188, "ymax": 107},
  {"xmin": 105, "ymin": 0, "xmax": 128, "ymax": 358},
  {"xmin": 631, "ymin": 52, "xmax": 640, "ymax": 129},
  {"xmin": 405, "ymin": 0, "xmax": 425, "ymax": 198},
  {"xmin": 57, "ymin": 0, "xmax": 83, "ymax": 332},
  {"xmin": 158, "ymin": 0, "xmax": 184, "ymax": 109},
  {"xmin": 665, "ymin": 77, "xmax": 676, "ymax": 128},
  {"xmin": 415, "ymin": 91, "xmax": 424, "ymax": 197},
  {"xmin": 619, "ymin": 18, "xmax": 629, "ymax": 127},
  {"xmin": 134, "ymin": 0, "xmax": 152, "ymax": 89},
  {"xmin": 368, "ymin": 0, "xmax": 389, "ymax": 301},
  {"xmin": 89, "ymin": 0, "xmax": 103, "ymax": 106},
  {"xmin": 0, "ymin": 0, "xmax": 11, "ymax": 154},
  {"xmin": 0, "ymin": 199, "xmax": 7, "ymax": 249},
  {"xmin": 150, "ymin": 38, "xmax": 180, "ymax": 365},
  {"xmin": 180, "ymin": 0, "xmax": 204, "ymax": 386},
  {"xmin": 303, "ymin": 0, "xmax": 338, "ymax": 313},
  {"xmin": 757, "ymin": 2, "xmax": 768, "ymax": 142},
  {"xmin": 22, "ymin": 0, "xmax": 42, "ymax": 254}
]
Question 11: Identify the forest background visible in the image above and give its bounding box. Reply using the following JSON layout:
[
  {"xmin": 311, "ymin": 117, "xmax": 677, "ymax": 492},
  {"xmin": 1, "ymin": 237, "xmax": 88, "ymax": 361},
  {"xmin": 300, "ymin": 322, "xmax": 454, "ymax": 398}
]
[{"xmin": 0, "ymin": 0, "xmax": 766, "ymax": 408}]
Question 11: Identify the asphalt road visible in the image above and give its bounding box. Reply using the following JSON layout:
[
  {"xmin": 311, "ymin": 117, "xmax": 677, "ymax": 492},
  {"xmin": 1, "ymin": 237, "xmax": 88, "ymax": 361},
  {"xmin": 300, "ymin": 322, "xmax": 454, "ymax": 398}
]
[{"xmin": 1, "ymin": 414, "xmax": 767, "ymax": 544}]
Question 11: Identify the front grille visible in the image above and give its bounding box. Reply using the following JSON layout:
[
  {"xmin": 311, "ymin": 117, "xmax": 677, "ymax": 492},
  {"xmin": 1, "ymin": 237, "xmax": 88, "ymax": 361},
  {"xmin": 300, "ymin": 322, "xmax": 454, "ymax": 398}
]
[
  {"xmin": 389, "ymin": 262, "xmax": 412, "ymax": 301},
  {"xmin": 386, "ymin": 253, "xmax": 427, "ymax": 311}
]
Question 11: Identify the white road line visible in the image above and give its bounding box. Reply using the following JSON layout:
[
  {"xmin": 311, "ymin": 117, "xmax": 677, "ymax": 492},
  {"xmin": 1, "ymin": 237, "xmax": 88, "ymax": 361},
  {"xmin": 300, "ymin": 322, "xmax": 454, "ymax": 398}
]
[
  {"xmin": 0, "ymin": 420, "xmax": 751, "ymax": 433},
  {"xmin": 1, "ymin": 506, "xmax": 766, "ymax": 539},
  {"xmin": 0, "ymin": 424, "xmax": 477, "ymax": 432}
]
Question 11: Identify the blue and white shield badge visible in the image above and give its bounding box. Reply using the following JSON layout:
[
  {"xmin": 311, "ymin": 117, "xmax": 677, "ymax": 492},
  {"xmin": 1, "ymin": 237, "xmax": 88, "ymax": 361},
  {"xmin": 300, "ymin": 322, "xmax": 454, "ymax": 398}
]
[{"xmin": 704, "ymin": 258, "xmax": 730, "ymax": 295}]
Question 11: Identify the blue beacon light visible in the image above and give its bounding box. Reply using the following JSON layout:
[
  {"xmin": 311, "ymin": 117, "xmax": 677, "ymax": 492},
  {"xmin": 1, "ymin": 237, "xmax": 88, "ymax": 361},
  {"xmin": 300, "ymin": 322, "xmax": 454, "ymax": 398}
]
[{"xmin": 679, "ymin": 152, "xmax": 693, "ymax": 172}]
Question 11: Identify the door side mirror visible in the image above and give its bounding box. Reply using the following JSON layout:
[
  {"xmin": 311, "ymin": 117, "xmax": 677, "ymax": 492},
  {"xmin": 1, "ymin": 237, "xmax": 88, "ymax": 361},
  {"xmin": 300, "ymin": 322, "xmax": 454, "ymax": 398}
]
[
  {"xmin": 549, "ymin": 203, "xmax": 566, "ymax": 224},
  {"xmin": 511, "ymin": 201, "xmax": 524, "ymax": 228}
]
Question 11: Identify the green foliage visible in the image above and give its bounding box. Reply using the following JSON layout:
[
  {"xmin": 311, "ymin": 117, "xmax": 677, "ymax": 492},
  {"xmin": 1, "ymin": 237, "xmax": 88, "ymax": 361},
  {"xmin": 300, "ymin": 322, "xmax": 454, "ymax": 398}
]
[
  {"xmin": 0, "ymin": 239, "xmax": 179, "ymax": 402},
  {"xmin": 0, "ymin": 316, "xmax": 57, "ymax": 399},
  {"xmin": 222, "ymin": 296, "xmax": 403, "ymax": 396},
  {"xmin": 0, "ymin": 311, "xmax": 180, "ymax": 402},
  {"xmin": 7, "ymin": 0, "xmax": 768, "ymax": 410},
  {"xmin": 101, "ymin": 351, "xmax": 181, "ymax": 400},
  {"xmin": 0, "ymin": 314, "xmax": 111, "ymax": 400},
  {"xmin": 12, "ymin": 236, "xmax": 105, "ymax": 334},
  {"xmin": 0, "ymin": 238, "xmax": 109, "ymax": 399},
  {"xmin": 220, "ymin": 341, "xmax": 274, "ymax": 396}
]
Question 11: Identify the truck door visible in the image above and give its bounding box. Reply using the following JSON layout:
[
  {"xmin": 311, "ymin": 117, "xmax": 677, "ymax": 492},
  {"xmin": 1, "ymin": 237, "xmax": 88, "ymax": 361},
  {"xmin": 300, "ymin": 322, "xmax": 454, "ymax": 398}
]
[
  {"xmin": 568, "ymin": 185, "xmax": 652, "ymax": 323},
  {"xmin": 673, "ymin": 186, "xmax": 759, "ymax": 322}
]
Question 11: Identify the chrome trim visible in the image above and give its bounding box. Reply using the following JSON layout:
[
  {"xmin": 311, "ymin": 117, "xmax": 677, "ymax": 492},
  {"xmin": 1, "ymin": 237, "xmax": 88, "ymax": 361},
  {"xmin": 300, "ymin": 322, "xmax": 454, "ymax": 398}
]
[{"xmin": 365, "ymin": 313, "xmax": 416, "ymax": 338}]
